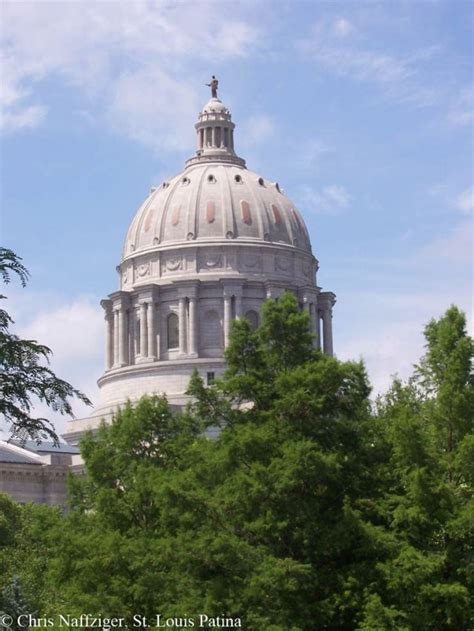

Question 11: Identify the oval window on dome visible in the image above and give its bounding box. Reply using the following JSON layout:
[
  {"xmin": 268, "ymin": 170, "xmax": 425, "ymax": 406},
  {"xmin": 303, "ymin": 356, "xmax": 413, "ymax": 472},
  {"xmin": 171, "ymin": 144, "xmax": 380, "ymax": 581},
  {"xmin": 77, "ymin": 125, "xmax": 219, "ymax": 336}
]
[
  {"xmin": 241, "ymin": 200, "xmax": 251, "ymax": 225},
  {"xmin": 171, "ymin": 206, "xmax": 180, "ymax": 226},
  {"xmin": 206, "ymin": 201, "xmax": 216, "ymax": 223},
  {"xmin": 271, "ymin": 204, "xmax": 282, "ymax": 225},
  {"xmin": 144, "ymin": 207, "xmax": 155, "ymax": 232},
  {"xmin": 258, "ymin": 177, "xmax": 265, "ymax": 186}
]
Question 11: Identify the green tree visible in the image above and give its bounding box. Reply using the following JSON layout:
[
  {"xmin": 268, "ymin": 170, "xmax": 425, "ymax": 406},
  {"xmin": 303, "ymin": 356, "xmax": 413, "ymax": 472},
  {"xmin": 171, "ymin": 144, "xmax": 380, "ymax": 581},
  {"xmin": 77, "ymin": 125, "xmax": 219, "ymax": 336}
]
[
  {"xmin": 0, "ymin": 576, "xmax": 37, "ymax": 630},
  {"xmin": 47, "ymin": 293, "xmax": 382, "ymax": 629},
  {"xmin": 362, "ymin": 306, "xmax": 474, "ymax": 629},
  {"xmin": 0, "ymin": 247, "xmax": 91, "ymax": 442},
  {"xmin": 0, "ymin": 493, "xmax": 62, "ymax": 613},
  {"xmin": 12, "ymin": 297, "xmax": 471, "ymax": 629}
]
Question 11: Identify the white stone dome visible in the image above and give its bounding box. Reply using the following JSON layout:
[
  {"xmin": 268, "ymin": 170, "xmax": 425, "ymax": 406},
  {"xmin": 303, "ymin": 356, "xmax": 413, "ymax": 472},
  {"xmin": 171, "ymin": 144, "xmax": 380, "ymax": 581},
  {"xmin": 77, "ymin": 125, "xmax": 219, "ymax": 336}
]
[
  {"xmin": 202, "ymin": 97, "xmax": 229, "ymax": 113},
  {"xmin": 63, "ymin": 85, "xmax": 336, "ymax": 446},
  {"xmin": 123, "ymin": 162, "xmax": 312, "ymax": 259}
]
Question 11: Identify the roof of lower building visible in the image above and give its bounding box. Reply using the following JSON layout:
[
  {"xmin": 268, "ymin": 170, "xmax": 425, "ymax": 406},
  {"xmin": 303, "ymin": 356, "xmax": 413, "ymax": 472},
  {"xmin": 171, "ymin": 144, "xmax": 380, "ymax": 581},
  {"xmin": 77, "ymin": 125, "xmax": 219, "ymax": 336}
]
[
  {"xmin": 0, "ymin": 443, "xmax": 42, "ymax": 465},
  {"xmin": 10, "ymin": 440, "xmax": 80, "ymax": 455}
]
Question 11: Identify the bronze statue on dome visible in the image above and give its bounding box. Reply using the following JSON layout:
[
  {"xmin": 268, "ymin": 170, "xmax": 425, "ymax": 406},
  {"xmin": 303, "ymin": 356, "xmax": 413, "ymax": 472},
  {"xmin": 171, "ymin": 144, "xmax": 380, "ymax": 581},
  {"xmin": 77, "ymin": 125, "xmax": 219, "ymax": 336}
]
[{"xmin": 206, "ymin": 76, "xmax": 219, "ymax": 98}]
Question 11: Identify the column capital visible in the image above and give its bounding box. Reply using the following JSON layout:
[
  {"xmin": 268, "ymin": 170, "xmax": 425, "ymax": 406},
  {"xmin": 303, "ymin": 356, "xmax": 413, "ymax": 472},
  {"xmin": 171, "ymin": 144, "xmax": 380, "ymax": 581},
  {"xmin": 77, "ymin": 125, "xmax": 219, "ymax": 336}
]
[
  {"xmin": 101, "ymin": 299, "xmax": 113, "ymax": 316},
  {"xmin": 298, "ymin": 287, "xmax": 318, "ymax": 303},
  {"xmin": 264, "ymin": 282, "xmax": 289, "ymax": 300},
  {"xmin": 173, "ymin": 280, "xmax": 200, "ymax": 299},
  {"xmin": 222, "ymin": 282, "xmax": 243, "ymax": 299},
  {"xmin": 108, "ymin": 290, "xmax": 132, "ymax": 309},
  {"xmin": 136, "ymin": 285, "xmax": 159, "ymax": 304},
  {"xmin": 318, "ymin": 291, "xmax": 336, "ymax": 311}
]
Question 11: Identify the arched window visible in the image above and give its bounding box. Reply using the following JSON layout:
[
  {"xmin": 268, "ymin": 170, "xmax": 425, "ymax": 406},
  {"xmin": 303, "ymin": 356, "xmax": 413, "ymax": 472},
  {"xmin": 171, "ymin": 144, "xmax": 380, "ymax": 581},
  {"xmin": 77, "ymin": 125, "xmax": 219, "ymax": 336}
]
[
  {"xmin": 167, "ymin": 313, "xmax": 179, "ymax": 349},
  {"xmin": 245, "ymin": 310, "xmax": 259, "ymax": 331}
]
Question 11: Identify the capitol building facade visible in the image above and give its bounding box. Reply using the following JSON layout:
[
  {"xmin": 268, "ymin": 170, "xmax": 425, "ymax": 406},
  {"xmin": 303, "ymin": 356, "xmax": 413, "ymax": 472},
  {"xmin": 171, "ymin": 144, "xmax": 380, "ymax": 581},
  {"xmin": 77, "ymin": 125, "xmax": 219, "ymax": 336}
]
[{"xmin": 63, "ymin": 88, "xmax": 336, "ymax": 444}]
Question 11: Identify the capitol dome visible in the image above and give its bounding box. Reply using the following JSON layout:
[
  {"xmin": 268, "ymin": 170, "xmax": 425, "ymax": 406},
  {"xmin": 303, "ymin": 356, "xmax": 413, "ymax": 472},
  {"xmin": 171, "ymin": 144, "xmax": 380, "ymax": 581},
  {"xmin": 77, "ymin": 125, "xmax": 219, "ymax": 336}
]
[
  {"xmin": 64, "ymin": 86, "xmax": 336, "ymax": 444},
  {"xmin": 123, "ymin": 163, "xmax": 312, "ymax": 258}
]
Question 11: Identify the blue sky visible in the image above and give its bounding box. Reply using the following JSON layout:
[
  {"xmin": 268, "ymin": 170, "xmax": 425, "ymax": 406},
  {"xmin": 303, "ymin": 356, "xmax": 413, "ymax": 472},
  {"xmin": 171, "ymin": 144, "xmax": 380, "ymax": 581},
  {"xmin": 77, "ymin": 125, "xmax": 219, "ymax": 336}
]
[{"xmin": 1, "ymin": 0, "xmax": 472, "ymax": 434}]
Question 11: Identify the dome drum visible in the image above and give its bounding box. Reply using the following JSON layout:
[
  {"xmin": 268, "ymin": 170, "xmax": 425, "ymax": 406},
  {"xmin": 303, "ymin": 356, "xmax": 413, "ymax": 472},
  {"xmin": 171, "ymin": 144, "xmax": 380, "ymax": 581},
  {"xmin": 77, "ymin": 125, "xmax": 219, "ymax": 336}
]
[{"xmin": 118, "ymin": 243, "xmax": 318, "ymax": 291}]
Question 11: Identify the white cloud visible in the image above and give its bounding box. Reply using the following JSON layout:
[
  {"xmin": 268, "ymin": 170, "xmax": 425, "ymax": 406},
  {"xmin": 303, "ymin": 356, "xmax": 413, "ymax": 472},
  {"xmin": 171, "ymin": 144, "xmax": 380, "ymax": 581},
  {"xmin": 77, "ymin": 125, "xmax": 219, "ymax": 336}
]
[
  {"xmin": 0, "ymin": 55, "xmax": 47, "ymax": 132},
  {"xmin": 18, "ymin": 298, "xmax": 103, "ymax": 366},
  {"xmin": 455, "ymin": 186, "xmax": 474, "ymax": 214},
  {"xmin": 240, "ymin": 114, "xmax": 275, "ymax": 147},
  {"xmin": 420, "ymin": 219, "xmax": 473, "ymax": 266},
  {"xmin": 334, "ymin": 214, "xmax": 472, "ymax": 396},
  {"xmin": 297, "ymin": 19, "xmax": 441, "ymax": 106},
  {"xmin": 448, "ymin": 86, "xmax": 474, "ymax": 126},
  {"xmin": 300, "ymin": 138, "xmax": 333, "ymax": 167},
  {"xmin": 298, "ymin": 184, "xmax": 351, "ymax": 215},
  {"xmin": 337, "ymin": 285, "xmax": 473, "ymax": 396},
  {"xmin": 333, "ymin": 18, "xmax": 354, "ymax": 37},
  {"xmin": 0, "ymin": 1, "xmax": 263, "ymax": 147},
  {"xmin": 338, "ymin": 317, "xmax": 424, "ymax": 396},
  {"xmin": 107, "ymin": 67, "xmax": 200, "ymax": 152},
  {"xmin": 0, "ymin": 102, "xmax": 47, "ymax": 133},
  {"xmin": 4, "ymin": 294, "xmax": 104, "ymax": 436}
]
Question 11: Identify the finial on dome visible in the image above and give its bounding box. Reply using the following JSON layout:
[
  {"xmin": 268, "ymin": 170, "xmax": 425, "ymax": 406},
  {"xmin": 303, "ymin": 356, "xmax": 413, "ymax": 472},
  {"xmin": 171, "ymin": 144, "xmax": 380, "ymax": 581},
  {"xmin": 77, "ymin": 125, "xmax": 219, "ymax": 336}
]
[
  {"xmin": 205, "ymin": 75, "xmax": 219, "ymax": 98},
  {"xmin": 185, "ymin": 80, "xmax": 246, "ymax": 168}
]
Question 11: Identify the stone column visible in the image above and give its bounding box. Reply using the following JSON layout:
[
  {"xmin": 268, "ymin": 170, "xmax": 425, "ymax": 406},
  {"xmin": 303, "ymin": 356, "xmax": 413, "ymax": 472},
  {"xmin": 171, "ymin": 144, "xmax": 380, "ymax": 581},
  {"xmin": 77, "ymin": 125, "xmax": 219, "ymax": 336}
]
[
  {"xmin": 179, "ymin": 297, "xmax": 187, "ymax": 355},
  {"xmin": 147, "ymin": 301, "xmax": 156, "ymax": 360},
  {"xmin": 211, "ymin": 127, "xmax": 216, "ymax": 147},
  {"xmin": 311, "ymin": 304, "xmax": 321, "ymax": 350},
  {"xmin": 301, "ymin": 295, "xmax": 313, "ymax": 337},
  {"xmin": 234, "ymin": 295, "xmax": 243, "ymax": 319},
  {"xmin": 188, "ymin": 296, "xmax": 198, "ymax": 356},
  {"xmin": 224, "ymin": 295, "xmax": 232, "ymax": 348},
  {"xmin": 140, "ymin": 302, "xmax": 147, "ymax": 359},
  {"xmin": 134, "ymin": 307, "xmax": 140, "ymax": 359},
  {"xmin": 322, "ymin": 308, "xmax": 333, "ymax": 357},
  {"xmin": 104, "ymin": 309, "xmax": 113, "ymax": 370},
  {"xmin": 155, "ymin": 306, "xmax": 160, "ymax": 361},
  {"xmin": 128, "ymin": 306, "xmax": 135, "ymax": 364},
  {"xmin": 113, "ymin": 309, "xmax": 119, "ymax": 367},
  {"xmin": 118, "ymin": 307, "xmax": 128, "ymax": 366}
]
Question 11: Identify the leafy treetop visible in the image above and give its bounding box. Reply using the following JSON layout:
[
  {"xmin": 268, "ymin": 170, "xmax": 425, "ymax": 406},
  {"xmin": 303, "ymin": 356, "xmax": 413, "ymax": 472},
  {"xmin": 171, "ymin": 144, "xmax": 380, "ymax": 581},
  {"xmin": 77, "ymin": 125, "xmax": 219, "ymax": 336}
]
[{"xmin": 0, "ymin": 247, "xmax": 91, "ymax": 443}]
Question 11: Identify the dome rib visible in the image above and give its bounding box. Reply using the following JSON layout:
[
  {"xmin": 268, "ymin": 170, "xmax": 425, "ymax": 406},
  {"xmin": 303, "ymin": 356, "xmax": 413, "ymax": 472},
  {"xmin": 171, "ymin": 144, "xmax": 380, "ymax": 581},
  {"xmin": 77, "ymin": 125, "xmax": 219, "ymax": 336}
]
[
  {"xmin": 159, "ymin": 173, "xmax": 182, "ymax": 244},
  {"xmin": 222, "ymin": 165, "xmax": 237, "ymax": 239},
  {"xmin": 124, "ymin": 164, "xmax": 312, "ymax": 257}
]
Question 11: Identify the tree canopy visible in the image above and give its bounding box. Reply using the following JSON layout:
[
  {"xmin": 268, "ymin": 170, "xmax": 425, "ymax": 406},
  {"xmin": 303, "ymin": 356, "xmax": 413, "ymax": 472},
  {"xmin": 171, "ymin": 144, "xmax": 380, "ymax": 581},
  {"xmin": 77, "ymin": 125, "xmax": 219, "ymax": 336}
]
[
  {"xmin": 0, "ymin": 295, "xmax": 472, "ymax": 629},
  {"xmin": 0, "ymin": 247, "xmax": 91, "ymax": 442}
]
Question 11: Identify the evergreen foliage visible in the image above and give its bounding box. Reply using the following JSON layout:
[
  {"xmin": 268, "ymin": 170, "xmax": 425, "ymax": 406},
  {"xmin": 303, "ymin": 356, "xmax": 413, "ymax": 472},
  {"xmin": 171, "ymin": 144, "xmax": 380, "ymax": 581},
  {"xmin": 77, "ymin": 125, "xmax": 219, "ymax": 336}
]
[
  {"xmin": 0, "ymin": 296, "xmax": 471, "ymax": 630},
  {"xmin": 0, "ymin": 576, "xmax": 36, "ymax": 630},
  {"xmin": 367, "ymin": 305, "xmax": 474, "ymax": 629}
]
